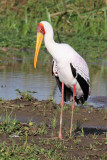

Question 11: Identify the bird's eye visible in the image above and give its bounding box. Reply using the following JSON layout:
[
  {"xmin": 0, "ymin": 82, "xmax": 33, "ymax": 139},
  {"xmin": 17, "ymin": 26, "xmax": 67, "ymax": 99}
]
[{"xmin": 40, "ymin": 28, "xmax": 43, "ymax": 31}]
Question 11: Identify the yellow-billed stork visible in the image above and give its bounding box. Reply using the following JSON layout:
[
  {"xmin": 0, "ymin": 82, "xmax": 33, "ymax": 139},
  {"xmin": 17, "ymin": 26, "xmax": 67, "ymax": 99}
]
[{"xmin": 34, "ymin": 21, "xmax": 90, "ymax": 139}]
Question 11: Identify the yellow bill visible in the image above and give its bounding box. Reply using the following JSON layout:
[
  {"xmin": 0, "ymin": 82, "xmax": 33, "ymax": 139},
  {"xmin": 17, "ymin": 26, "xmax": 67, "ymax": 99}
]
[{"xmin": 34, "ymin": 32, "xmax": 44, "ymax": 69}]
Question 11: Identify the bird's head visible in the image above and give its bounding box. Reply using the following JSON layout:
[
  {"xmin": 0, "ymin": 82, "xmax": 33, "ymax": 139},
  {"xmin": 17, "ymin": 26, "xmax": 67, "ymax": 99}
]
[
  {"xmin": 34, "ymin": 21, "xmax": 53, "ymax": 69},
  {"xmin": 34, "ymin": 22, "xmax": 45, "ymax": 69}
]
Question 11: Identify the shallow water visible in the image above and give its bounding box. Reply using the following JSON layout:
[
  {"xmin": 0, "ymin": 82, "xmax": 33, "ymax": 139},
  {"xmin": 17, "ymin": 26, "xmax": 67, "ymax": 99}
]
[{"xmin": 0, "ymin": 54, "xmax": 107, "ymax": 108}]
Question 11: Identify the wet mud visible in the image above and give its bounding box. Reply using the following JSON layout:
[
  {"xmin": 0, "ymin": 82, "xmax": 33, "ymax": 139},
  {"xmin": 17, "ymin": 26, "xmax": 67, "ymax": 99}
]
[{"xmin": 0, "ymin": 96, "xmax": 107, "ymax": 159}]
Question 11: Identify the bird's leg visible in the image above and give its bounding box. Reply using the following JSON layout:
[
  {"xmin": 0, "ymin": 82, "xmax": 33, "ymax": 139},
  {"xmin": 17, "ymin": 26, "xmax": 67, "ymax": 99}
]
[
  {"xmin": 58, "ymin": 82, "xmax": 64, "ymax": 140},
  {"xmin": 70, "ymin": 85, "xmax": 75, "ymax": 137}
]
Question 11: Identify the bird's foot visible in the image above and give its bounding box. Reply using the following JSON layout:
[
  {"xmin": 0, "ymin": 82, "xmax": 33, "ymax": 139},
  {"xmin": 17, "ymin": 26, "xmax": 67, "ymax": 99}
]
[
  {"xmin": 70, "ymin": 127, "xmax": 72, "ymax": 136},
  {"xmin": 58, "ymin": 132, "xmax": 63, "ymax": 140}
]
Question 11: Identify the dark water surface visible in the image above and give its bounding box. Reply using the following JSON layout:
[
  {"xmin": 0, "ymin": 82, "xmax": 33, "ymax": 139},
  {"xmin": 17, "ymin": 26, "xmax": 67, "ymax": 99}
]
[{"xmin": 0, "ymin": 54, "xmax": 107, "ymax": 108}]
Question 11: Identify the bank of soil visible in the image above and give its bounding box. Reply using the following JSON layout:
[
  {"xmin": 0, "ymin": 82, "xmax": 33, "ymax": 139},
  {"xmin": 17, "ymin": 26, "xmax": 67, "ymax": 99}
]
[{"xmin": 0, "ymin": 97, "xmax": 107, "ymax": 159}]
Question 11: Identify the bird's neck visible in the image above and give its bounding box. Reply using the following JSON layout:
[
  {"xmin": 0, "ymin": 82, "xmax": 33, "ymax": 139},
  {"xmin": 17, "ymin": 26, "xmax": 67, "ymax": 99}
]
[{"xmin": 44, "ymin": 32, "xmax": 60, "ymax": 62}]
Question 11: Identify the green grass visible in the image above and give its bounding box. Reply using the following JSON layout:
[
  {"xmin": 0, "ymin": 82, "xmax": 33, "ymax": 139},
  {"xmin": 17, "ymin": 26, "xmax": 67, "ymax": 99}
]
[
  {"xmin": 0, "ymin": 103, "xmax": 107, "ymax": 159},
  {"xmin": 0, "ymin": 0, "xmax": 107, "ymax": 59},
  {"xmin": 104, "ymin": 132, "xmax": 107, "ymax": 145},
  {"xmin": 74, "ymin": 138, "xmax": 81, "ymax": 145},
  {"xmin": 0, "ymin": 140, "xmax": 70, "ymax": 159},
  {"xmin": 0, "ymin": 109, "xmax": 20, "ymax": 134},
  {"xmin": 0, "ymin": 108, "xmax": 48, "ymax": 137},
  {"xmin": 0, "ymin": 142, "xmax": 47, "ymax": 159},
  {"xmin": 16, "ymin": 89, "xmax": 35, "ymax": 101},
  {"xmin": 52, "ymin": 114, "xmax": 57, "ymax": 129}
]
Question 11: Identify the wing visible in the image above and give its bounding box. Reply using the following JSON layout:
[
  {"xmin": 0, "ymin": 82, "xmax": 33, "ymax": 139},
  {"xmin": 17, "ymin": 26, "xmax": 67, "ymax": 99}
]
[
  {"xmin": 57, "ymin": 43, "xmax": 90, "ymax": 85},
  {"xmin": 52, "ymin": 59, "xmax": 83, "ymax": 104},
  {"xmin": 71, "ymin": 55, "xmax": 90, "ymax": 85},
  {"xmin": 70, "ymin": 63, "xmax": 89, "ymax": 101}
]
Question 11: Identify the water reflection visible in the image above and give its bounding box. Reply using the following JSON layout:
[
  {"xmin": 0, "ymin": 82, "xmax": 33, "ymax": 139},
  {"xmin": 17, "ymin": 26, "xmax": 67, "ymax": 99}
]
[
  {"xmin": 89, "ymin": 63, "xmax": 107, "ymax": 97},
  {"xmin": 0, "ymin": 56, "xmax": 107, "ymax": 107}
]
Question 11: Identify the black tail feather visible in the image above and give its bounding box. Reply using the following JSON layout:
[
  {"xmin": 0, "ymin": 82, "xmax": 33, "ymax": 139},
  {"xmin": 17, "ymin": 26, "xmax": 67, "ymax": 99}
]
[{"xmin": 55, "ymin": 76, "xmax": 85, "ymax": 104}]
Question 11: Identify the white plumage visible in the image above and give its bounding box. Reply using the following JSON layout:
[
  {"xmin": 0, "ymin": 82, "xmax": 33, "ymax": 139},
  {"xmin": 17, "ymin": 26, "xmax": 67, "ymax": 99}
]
[{"xmin": 41, "ymin": 21, "xmax": 90, "ymax": 103}]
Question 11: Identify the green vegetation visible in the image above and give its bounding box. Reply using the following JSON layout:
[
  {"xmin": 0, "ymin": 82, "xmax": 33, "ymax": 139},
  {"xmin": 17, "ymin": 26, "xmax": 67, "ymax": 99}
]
[
  {"xmin": 16, "ymin": 89, "xmax": 35, "ymax": 101},
  {"xmin": 0, "ymin": 98, "xmax": 106, "ymax": 159},
  {"xmin": 0, "ymin": 109, "xmax": 20, "ymax": 134},
  {"xmin": 104, "ymin": 132, "xmax": 107, "ymax": 144},
  {"xmin": 0, "ymin": 0, "xmax": 107, "ymax": 59},
  {"xmin": 74, "ymin": 138, "xmax": 81, "ymax": 145}
]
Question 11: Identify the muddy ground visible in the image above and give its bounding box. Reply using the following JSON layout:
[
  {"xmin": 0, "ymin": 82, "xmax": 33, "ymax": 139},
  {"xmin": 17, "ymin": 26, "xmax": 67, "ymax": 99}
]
[{"xmin": 0, "ymin": 96, "xmax": 107, "ymax": 159}]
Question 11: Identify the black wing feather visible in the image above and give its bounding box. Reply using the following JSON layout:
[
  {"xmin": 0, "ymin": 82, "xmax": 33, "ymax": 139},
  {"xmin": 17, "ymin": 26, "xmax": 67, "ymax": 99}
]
[{"xmin": 70, "ymin": 63, "xmax": 89, "ymax": 101}]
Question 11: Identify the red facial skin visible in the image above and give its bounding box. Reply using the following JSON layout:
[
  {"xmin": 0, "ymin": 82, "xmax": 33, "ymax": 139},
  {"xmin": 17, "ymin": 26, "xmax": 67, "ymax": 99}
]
[{"xmin": 37, "ymin": 23, "xmax": 45, "ymax": 35}]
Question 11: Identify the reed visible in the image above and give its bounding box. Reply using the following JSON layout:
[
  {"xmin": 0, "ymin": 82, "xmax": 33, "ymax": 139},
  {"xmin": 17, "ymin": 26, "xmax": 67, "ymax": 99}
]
[
  {"xmin": 0, "ymin": 0, "xmax": 106, "ymax": 36},
  {"xmin": 0, "ymin": 0, "xmax": 106, "ymax": 58}
]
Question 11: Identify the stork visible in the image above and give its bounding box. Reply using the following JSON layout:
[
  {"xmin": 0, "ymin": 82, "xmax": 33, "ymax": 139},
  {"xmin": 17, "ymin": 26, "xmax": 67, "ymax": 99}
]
[{"xmin": 34, "ymin": 21, "xmax": 90, "ymax": 139}]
